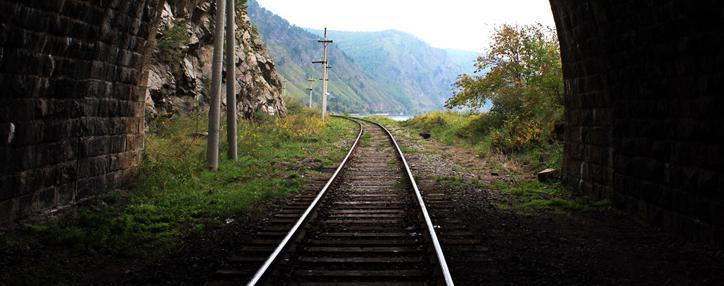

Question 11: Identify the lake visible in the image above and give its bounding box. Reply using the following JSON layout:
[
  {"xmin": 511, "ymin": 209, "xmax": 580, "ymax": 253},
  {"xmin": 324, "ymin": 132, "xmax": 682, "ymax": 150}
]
[{"xmin": 386, "ymin": 115, "xmax": 413, "ymax": 121}]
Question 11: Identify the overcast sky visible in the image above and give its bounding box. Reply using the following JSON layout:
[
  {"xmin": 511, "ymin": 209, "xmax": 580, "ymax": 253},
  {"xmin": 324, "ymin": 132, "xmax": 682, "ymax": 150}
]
[{"xmin": 255, "ymin": 0, "xmax": 555, "ymax": 52}]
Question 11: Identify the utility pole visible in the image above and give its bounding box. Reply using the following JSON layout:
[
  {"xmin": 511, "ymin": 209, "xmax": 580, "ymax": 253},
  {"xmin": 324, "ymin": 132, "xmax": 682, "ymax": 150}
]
[
  {"xmin": 282, "ymin": 79, "xmax": 287, "ymax": 98},
  {"xmin": 207, "ymin": 0, "xmax": 226, "ymax": 170},
  {"xmin": 313, "ymin": 28, "xmax": 333, "ymax": 120},
  {"xmin": 225, "ymin": 0, "xmax": 237, "ymax": 161},
  {"xmin": 307, "ymin": 78, "xmax": 315, "ymax": 108}
]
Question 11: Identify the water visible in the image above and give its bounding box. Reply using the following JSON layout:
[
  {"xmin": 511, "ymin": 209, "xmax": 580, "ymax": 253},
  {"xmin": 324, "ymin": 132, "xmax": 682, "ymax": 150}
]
[{"xmin": 386, "ymin": 115, "xmax": 413, "ymax": 121}]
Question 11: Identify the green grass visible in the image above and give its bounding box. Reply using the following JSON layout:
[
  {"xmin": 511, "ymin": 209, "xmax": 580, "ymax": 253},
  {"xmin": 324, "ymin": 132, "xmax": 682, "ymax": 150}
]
[
  {"xmin": 497, "ymin": 180, "xmax": 611, "ymax": 215},
  {"xmin": 433, "ymin": 176, "xmax": 611, "ymax": 216},
  {"xmin": 7, "ymin": 110, "xmax": 357, "ymax": 259},
  {"xmin": 400, "ymin": 111, "xmax": 562, "ymax": 170},
  {"xmin": 401, "ymin": 112, "xmax": 492, "ymax": 154}
]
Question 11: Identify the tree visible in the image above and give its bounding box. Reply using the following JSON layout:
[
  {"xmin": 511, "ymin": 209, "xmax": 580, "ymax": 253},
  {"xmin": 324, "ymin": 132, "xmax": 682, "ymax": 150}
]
[{"xmin": 446, "ymin": 24, "xmax": 563, "ymax": 151}]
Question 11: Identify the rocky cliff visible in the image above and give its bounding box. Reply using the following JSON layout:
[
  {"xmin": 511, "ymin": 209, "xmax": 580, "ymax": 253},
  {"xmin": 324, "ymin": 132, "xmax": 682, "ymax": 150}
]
[{"xmin": 145, "ymin": 0, "xmax": 286, "ymax": 120}]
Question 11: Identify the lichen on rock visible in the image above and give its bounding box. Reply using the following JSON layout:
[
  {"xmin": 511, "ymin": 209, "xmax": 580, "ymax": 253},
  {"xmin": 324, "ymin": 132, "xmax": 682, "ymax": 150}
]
[{"xmin": 145, "ymin": 0, "xmax": 286, "ymax": 122}]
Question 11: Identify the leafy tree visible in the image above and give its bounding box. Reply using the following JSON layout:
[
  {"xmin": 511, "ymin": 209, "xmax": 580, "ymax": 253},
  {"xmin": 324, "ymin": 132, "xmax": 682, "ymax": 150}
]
[{"xmin": 446, "ymin": 24, "xmax": 563, "ymax": 152}]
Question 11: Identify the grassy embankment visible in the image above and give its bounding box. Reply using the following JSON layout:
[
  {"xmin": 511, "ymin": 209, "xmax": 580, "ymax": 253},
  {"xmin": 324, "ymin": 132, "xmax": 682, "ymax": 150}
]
[
  {"xmin": 1, "ymin": 106, "xmax": 357, "ymax": 260},
  {"xmin": 374, "ymin": 112, "xmax": 609, "ymax": 215}
]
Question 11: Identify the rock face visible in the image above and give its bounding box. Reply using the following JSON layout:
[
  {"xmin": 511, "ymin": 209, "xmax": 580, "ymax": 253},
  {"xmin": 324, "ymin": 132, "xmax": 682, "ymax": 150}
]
[{"xmin": 145, "ymin": 0, "xmax": 286, "ymax": 121}]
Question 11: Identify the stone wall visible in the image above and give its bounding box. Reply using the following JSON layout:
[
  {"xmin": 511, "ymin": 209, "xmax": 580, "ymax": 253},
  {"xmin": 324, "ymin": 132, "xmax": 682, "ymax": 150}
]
[
  {"xmin": 551, "ymin": 0, "xmax": 724, "ymax": 244},
  {"xmin": 0, "ymin": 0, "xmax": 162, "ymax": 223}
]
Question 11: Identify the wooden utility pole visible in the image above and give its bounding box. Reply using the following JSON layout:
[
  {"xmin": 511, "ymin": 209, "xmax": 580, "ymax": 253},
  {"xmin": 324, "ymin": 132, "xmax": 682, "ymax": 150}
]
[
  {"xmin": 225, "ymin": 0, "xmax": 237, "ymax": 161},
  {"xmin": 307, "ymin": 78, "xmax": 315, "ymax": 108},
  {"xmin": 207, "ymin": 0, "xmax": 226, "ymax": 170},
  {"xmin": 313, "ymin": 28, "xmax": 333, "ymax": 120}
]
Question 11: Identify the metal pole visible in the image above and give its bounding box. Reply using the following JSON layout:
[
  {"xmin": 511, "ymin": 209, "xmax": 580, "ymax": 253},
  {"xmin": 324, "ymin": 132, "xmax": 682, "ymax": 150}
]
[
  {"xmin": 207, "ymin": 0, "xmax": 226, "ymax": 171},
  {"xmin": 225, "ymin": 0, "xmax": 237, "ymax": 161}
]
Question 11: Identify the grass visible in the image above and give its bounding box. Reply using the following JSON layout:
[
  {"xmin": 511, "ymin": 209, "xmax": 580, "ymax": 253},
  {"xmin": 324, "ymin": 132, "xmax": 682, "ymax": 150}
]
[
  {"xmin": 401, "ymin": 112, "xmax": 493, "ymax": 154},
  {"xmin": 434, "ymin": 176, "xmax": 611, "ymax": 216},
  {"xmin": 395, "ymin": 111, "xmax": 593, "ymax": 216},
  {"xmin": 400, "ymin": 111, "xmax": 562, "ymax": 170},
  {"xmin": 497, "ymin": 180, "xmax": 612, "ymax": 215},
  {"xmin": 3, "ymin": 109, "xmax": 358, "ymax": 260}
]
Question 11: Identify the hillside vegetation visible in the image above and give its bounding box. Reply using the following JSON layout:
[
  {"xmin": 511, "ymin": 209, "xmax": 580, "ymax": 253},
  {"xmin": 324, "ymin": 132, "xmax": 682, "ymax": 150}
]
[{"xmin": 404, "ymin": 24, "xmax": 564, "ymax": 171}]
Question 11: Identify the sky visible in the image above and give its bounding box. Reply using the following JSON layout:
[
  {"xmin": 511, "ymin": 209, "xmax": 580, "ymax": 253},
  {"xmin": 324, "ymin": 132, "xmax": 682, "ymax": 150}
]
[{"xmin": 255, "ymin": 0, "xmax": 556, "ymax": 52}]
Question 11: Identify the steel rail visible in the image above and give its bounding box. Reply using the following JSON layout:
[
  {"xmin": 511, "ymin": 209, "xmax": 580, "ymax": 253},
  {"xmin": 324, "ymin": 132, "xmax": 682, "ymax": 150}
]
[
  {"xmin": 359, "ymin": 118, "xmax": 455, "ymax": 286},
  {"xmin": 246, "ymin": 117, "xmax": 364, "ymax": 286}
]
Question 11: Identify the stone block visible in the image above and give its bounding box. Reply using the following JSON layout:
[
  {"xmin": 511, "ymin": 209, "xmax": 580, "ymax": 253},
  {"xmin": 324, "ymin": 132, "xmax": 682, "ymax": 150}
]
[
  {"xmin": 111, "ymin": 151, "xmax": 138, "ymax": 171},
  {"xmin": 17, "ymin": 193, "xmax": 35, "ymax": 217},
  {"xmin": 80, "ymin": 135, "xmax": 111, "ymax": 157},
  {"xmin": 56, "ymin": 183, "xmax": 75, "ymax": 206},
  {"xmin": 109, "ymin": 134, "xmax": 128, "ymax": 154},
  {"xmin": 126, "ymin": 134, "xmax": 144, "ymax": 150},
  {"xmin": 78, "ymin": 156, "xmax": 110, "ymax": 179},
  {"xmin": 76, "ymin": 175, "xmax": 108, "ymax": 200},
  {"xmin": 113, "ymin": 83, "xmax": 134, "ymax": 100},
  {"xmin": 0, "ymin": 199, "xmax": 17, "ymax": 224},
  {"xmin": 0, "ymin": 174, "xmax": 21, "ymax": 201},
  {"xmin": 36, "ymin": 187, "xmax": 57, "ymax": 211}
]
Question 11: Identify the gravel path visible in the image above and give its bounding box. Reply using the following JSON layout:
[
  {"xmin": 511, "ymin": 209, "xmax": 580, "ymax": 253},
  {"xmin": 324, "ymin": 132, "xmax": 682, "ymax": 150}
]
[{"xmin": 385, "ymin": 124, "xmax": 724, "ymax": 285}]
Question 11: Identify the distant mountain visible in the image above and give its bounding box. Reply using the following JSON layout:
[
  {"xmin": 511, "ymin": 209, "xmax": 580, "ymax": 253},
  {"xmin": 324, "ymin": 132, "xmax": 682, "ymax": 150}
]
[
  {"xmin": 307, "ymin": 29, "xmax": 480, "ymax": 112},
  {"xmin": 248, "ymin": 0, "xmax": 479, "ymax": 114},
  {"xmin": 247, "ymin": 1, "xmax": 405, "ymax": 114},
  {"xmin": 444, "ymin": 48, "xmax": 480, "ymax": 75}
]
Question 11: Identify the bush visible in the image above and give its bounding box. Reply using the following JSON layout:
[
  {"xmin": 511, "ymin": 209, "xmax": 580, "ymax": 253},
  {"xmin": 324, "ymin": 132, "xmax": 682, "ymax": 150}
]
[
  {"xmin": 157, "ymin": 22, "xmax": 189, "ymax": 64},
  {"xmin": 489, "ymin": 116, "xmax": 543, "ymax": 153}
]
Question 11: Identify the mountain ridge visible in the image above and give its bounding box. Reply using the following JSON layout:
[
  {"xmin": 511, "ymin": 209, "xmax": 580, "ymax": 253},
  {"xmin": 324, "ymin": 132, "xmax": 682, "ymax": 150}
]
[
  {"xmin": 249, "ymin": 0, "xmax": 479, "ymax": 114},
  {"xmin": 248, "ymin": 0, "xmax": 405, "ymax": 114}
]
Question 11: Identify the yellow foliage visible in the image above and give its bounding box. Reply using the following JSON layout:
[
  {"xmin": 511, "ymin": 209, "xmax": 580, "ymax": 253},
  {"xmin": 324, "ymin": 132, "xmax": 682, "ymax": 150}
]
[
  {"xmin": 280, "ymin": 113, "xmax": 325, "ymax": 137},
  {"xmin": 490, "ymin": 117, "xmax": 543, "ymax": 153}
]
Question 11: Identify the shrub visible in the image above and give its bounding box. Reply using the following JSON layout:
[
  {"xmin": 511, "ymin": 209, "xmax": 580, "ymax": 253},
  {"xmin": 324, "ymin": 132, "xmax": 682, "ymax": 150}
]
[
  {"xmin": 157, "ymin": 22, "xmax": 189, "ymax": 64},
  {"xmin": 490, "ymin": 116, "xmax": 543, "ymax": 153}
]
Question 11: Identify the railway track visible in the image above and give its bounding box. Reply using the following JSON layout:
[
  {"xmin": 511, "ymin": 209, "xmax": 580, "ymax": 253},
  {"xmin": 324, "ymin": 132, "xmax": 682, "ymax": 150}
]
[{"xmin": 208, "ymin": 118, "xmax": 454, "ymax": 285}]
